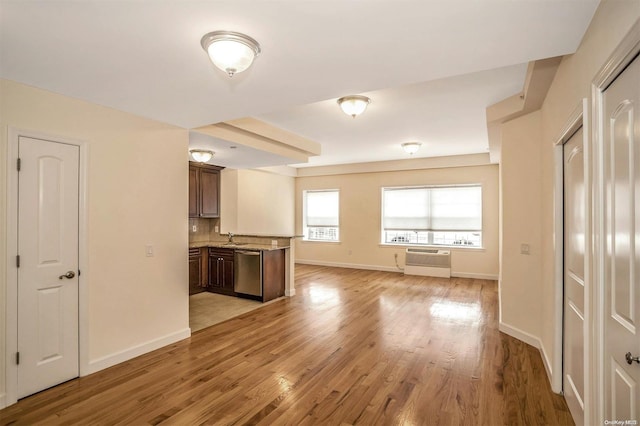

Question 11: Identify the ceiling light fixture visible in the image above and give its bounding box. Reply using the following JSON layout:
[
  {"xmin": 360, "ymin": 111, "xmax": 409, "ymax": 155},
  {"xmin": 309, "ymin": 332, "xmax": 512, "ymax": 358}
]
[
  {"xmin": 201, "ymin": 31, "xmax": 261, "ymax": 77},
  {"xmin": 337, "ymin": 95, "xmax": 371, "ymax": 118},
  {"xmin": 189, "ymin": 149, "xmax": 214, "ymax": 163},
  {"xmin": 401, "ymin": 142, "xmax": 422, "ymax": 155}
]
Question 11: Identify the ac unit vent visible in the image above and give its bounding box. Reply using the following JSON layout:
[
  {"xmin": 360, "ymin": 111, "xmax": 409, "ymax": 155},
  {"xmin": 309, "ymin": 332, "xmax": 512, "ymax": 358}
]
[{"xmin": 404, "ymin": 248, "xmax": 451, "ymax": 278}]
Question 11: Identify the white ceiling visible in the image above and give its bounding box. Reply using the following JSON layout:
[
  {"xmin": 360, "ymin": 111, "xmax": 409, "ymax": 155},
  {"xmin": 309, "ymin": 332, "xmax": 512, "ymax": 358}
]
[{"xmin": 0, "ymin": 1, "xmax": 599, "ymax": 169}]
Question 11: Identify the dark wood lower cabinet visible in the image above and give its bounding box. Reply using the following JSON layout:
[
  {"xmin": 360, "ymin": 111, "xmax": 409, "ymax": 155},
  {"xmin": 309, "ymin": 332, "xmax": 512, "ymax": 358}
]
[
  {"xmin": 262, "ymin": 249, "xmax": 285, "ymax": 302},
  {"xmin": 208, "ymin": 248, "xmax": 235, "ymax": 296},
  {"xmin": 189, "ymin": 246, "xmax": 286, "ymax": 301},
  {"xmin": 188, "ymin": 248, "xmax": 205, "ymax": 295}
]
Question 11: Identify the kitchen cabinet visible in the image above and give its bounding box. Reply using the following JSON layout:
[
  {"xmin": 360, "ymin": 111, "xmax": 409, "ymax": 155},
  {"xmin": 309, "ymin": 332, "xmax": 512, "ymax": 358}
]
[
  {"xmin": 189, "ymin": 162, "xmax": 224, "ymax": 218},
  {"xmin": 188, "ymin": 248, "xmax": 207, "ymax": 295},
  {"xmin": 262, "ymin": 249, "xmax": 285, "ymax": 302},
  {"xmin": 208, "ymin": 248, "xmax": 235, "ymax": 296}
]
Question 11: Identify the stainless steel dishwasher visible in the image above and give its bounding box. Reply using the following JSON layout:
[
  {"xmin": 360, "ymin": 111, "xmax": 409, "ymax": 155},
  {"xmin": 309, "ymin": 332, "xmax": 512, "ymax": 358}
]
[{"xmin": 234, "ymin": 250, "xmax": 262, "ymax": 296}]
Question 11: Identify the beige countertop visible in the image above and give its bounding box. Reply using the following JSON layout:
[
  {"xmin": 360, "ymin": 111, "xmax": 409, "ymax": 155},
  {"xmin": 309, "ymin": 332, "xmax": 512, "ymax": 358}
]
[{"xmin": 189, "ymin": 241, "xmax": 289, "ymax": 251}]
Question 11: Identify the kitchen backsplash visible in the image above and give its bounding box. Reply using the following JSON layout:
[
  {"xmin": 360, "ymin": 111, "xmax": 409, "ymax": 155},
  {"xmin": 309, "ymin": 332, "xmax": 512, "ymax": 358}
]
[
  {"xmin": 189, "ymin": 218, "xmax": 215, "ymax": 242},
  {"xmin": 189, "ymin": 218, "xmax": 291, "ymax": 247}
]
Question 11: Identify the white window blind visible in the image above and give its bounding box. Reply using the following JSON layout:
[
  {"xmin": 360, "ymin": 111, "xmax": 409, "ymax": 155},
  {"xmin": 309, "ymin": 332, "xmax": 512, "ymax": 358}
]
[
  {"xmin": 305, "ymin": 190, "xmax": 339, "ymax": 227},
  {"xmin": 382, "ymin": 185, "xmax": 482, "ymax": 231}
]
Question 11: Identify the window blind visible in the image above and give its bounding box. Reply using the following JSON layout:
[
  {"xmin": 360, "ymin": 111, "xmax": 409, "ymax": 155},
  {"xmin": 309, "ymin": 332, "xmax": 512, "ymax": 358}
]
[
  {"xmin": 305, "ymin": 190, "xmax": 339, "ymax": 227},
  {"xmin": 382, "ymin": 185, "xmax": 481, "ymax": 231}
]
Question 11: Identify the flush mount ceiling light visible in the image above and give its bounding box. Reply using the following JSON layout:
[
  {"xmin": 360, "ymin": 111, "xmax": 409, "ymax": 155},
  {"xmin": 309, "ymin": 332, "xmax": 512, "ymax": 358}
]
[
  {"xmin": 401, "ymin": 142, "xmax": 422, "ymax": 155},
  {"xmin": 189, "ymin": 149, "xmax": 214, "ymax": 163},
  {"xmin": 200, "ymin": 31, "xmax": 261, "ymax": 77},
  {"xmin": 337, "ymin": 95, "xmax": 371, "ymax": 118}
]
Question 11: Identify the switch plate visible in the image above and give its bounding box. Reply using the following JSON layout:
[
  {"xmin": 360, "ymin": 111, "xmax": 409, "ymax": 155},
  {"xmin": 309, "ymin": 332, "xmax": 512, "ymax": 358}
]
[
  {"xmin": 520, "ymin": 244, "xmax": 530, "ymax": 255},
  {"xmin": 146, "ymin": 245, "xmax": 154, "ymax": 257},
  {"xmin": 214, "ymin": 225, "xmax": 219, "ymax": 233},
  {"xmin": 191, "ymin": 225, "xmax": 197, "ymax": 232}
]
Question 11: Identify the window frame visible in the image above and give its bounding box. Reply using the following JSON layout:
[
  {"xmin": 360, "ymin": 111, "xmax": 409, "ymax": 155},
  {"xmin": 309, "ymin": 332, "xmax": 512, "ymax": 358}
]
[
  {"xmin": 380, "ymin": 184, "xmax": 483, "ymax": 249},
  {"xmin": 302, "ymin": 189, "xmax": 340, "ymax": 242}
]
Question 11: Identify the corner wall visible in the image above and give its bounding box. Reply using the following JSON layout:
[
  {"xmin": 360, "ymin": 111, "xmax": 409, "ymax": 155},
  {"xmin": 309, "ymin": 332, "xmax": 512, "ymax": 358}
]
[
  {"xmin": 0, "ymin": 79, "xmax": 190, "ymax": 406},
  {"xmin": 295, "ymin": 164, "xmax": 499, "ymax": 278},
  {"xmin": 499, "ymin": 111, "xmax": 544, "ymax": 348},
  {"xmin": 497, "ymin": 0, "xmax": 640, "ymax": 409}
]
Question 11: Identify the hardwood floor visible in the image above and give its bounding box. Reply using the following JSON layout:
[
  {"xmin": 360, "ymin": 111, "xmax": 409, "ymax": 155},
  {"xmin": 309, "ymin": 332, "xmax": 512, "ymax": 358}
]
[{"xmin": 0, "ymin": 265, "xmax": 573, "ymax": 425}]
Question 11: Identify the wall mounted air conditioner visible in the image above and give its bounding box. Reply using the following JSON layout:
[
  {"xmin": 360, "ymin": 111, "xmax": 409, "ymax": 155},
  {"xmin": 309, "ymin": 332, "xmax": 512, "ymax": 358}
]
[{"xmin": 404, "ymin": 248, "xmax": 451, "ymax": 278}]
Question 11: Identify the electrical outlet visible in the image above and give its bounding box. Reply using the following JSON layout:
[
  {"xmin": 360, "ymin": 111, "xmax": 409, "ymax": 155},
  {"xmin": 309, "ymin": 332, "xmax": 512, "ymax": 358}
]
[
  {"xmin": 146, "ymin": 245, "xmax": 154, "ymax": 257},
  {"xmin": 191, "ymin": 225, "xmax": 197, "ymax": 232},
  {"xmin": 520, "ymin": 244, "xmax": 530, "ymax": 255},
  {"xmin": 214, "ymin": 225, "xmax": 219, "ymax": 233}
]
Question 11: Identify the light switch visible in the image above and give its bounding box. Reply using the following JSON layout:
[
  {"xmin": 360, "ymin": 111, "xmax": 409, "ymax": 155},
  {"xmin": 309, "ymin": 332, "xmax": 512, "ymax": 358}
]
[
  {"xmin": 520, "ymin": 244, "xmax": 530, "ymax": 255},
  {"xmin": 146, "ymin": 245, "xmax": 154, "ymax": 257},
  {"xmin": 191, "ymin": 225, "xmax": 197, "ymax": 232}
]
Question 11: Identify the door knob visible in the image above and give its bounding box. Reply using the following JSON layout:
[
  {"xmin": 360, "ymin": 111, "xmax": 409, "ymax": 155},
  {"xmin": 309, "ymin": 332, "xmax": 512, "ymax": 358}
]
[
  {"xmin": 58, "ymin": 271, "xmax": 75, "ymax": 280},
  {"xmin": 625, "ymin": 352, "xmax": 640, "ymax": 365}
]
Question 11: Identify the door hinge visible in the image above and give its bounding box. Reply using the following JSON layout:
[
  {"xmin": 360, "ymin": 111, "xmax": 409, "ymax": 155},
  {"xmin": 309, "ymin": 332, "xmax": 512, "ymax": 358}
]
[
  {"xmin": 16, "ymin": 255, "xmax": 20, "ymax": 268},
  {"xmin": 17, "ymin": 158, "xmax": 21, "ymax": 171},
  {"xmin": 16, "ymin": 352, "xmax": 20, "ymax": 365}
]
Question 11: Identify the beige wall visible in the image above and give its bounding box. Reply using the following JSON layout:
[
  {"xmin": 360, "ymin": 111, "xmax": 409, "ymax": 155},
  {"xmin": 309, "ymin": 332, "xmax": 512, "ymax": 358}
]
[
  {"xmin": 295, "ymin": 164, "xmax": 499, "ymax": 278},
  {"xmin": 221, "ymin": 168, "xmax": 295, "ymax": 237},
  {"xmin": 500, "ymin": 111, "xmax": 543, "ymax": 339},
  {"xmin": 0, "ymin": 79, "xmax": 189, "ymax": 403}
]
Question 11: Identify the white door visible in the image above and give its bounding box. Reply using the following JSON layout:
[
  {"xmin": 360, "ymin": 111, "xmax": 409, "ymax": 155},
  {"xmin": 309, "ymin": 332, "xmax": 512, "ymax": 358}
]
[
  {"xmin": 602, "ymin": 54, "xmax": 640, "ymax": 420},
  {"xmin": 17, "ymin": 136, "xmax": 79, "ymax": 398},
  {"xmin": 564, "ymin": 125, "xmax": 586, "ymax": 425}
]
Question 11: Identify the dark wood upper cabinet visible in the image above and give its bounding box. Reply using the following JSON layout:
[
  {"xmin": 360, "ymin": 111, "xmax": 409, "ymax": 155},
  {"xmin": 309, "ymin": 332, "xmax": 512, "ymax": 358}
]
[
  {"xmin": 188, "ymin": 166, "xmax": 199, "ymax": 218},
  {"xmin": 189, "ymin": 162, "xmax": 224, "ymax": 218}
]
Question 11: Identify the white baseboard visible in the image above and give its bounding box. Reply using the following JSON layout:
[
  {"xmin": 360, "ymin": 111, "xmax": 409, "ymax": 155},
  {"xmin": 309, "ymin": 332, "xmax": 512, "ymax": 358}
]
[
  {"xmin": 84, "ymin": 328, "xmax": 191, "ymax": 376},
  {"xmin": 539, "ymin": 341, "xmax": 557, "ymax": 392},
  {"xmin": 285, "ymin": 288, "xmax": 296, "ymax": 296},
  {"xmin": 451, "ymin": 272, "xmax": 499, "ymax": 280},
  {"xmin": 0, "ymin": 392, "xmax": 6, "ymax": 409},
  {"xmin": 296, "ymin": 259, "xmax": 498, "ymax": 280},
  {"xmin": 499, "ymin": 321, "xmax": 541, "ymax": 349},
  {"xmin": 295, "ymin": 259, "xmax": 400, "ymax": 273},
  {"xmin": 499, "ymin": 321, "xmax": 556, "ymax": 391}
]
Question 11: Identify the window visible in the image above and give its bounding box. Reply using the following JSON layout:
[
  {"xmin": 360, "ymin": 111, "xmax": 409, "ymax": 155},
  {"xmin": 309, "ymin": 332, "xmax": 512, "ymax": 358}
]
[
  {"xmin": 381, "ymin": 185, "xmax": 482, "ymax": 247},
  {"xmin": 303, "ymin": 190, "xmax": 339, "ymax": 241}
]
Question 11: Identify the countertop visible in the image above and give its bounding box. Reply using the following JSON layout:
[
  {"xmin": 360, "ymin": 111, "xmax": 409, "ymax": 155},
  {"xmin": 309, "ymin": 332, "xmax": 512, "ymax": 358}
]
[{"xmin": 189, "ymin": 241, "xmax": 289, "ymax": 251}]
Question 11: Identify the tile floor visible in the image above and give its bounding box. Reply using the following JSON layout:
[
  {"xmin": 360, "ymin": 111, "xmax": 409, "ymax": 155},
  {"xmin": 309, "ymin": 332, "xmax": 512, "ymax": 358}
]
[{"xmin": 189, "ymin": 292, "xmax": 262, "ymax": 332}]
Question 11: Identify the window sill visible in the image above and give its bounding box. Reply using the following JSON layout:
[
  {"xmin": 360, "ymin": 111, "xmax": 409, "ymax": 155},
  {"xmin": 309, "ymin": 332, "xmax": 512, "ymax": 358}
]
[
  {"xmin": 378, "ymin": 243, "xmax": 485, "ymax": 251},
  {"xmin": 301, "ymin": 240, "xmax": 341, "ymax": 244}
]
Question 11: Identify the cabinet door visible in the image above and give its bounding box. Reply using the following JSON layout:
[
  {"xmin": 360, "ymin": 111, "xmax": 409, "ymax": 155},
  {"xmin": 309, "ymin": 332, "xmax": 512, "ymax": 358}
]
[
  {"xmin": 200, "ymin": 248, "xmax": 208, "ymax": 287},
  {"xmin": 221, "ymin": 256, "xmax": 235, "ymax": 292},
  {"xmin": 199, "ymin": 169, "xmax": 219, "ymax": 218},
  {"xmin": 189, "ymin": 254, "xmax": 203, "ymax": 295},
  {"xmin": 188, "ymin": 166, "xmax": 199, "ymax": 218},
  {"xmin": 208, "ymin": 255, "xmax": 223, "ymax": 289}
]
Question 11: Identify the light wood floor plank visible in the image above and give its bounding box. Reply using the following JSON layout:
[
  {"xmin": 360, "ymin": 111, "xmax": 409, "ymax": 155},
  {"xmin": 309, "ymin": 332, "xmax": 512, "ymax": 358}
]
[{"xmin": 0, "ymin": 265, "xmax": 573, "ymax": 425}]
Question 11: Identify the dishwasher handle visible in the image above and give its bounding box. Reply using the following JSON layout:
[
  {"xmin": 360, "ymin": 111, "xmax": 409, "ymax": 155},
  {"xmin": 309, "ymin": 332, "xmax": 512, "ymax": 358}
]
[{"xmin": 236, "ymin": 251, "xmax": 261, "ymax": 256}]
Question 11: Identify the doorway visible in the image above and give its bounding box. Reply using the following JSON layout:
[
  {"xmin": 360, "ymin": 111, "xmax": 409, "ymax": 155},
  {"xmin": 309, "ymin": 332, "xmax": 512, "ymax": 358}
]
[
  {"xmin": 593, "ymin": 19, "xmax": 640, "ymax": 422},
  {"xmin": 599, "ymin": 52, "xmax": 640, "ymax": 421},
  {"xmin": 562, "ymin": 122, "xmax": 587, "ymax": 425},
  {"xmin": 6, "ymin": 129, "xmax": 86, "ymax": 406}
]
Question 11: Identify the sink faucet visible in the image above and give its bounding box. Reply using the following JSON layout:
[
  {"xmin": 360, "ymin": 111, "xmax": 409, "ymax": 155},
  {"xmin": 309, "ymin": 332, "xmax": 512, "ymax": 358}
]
[{"xmin": 228, "ymin": 232, "xmax": 234, "ymax": 243}]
